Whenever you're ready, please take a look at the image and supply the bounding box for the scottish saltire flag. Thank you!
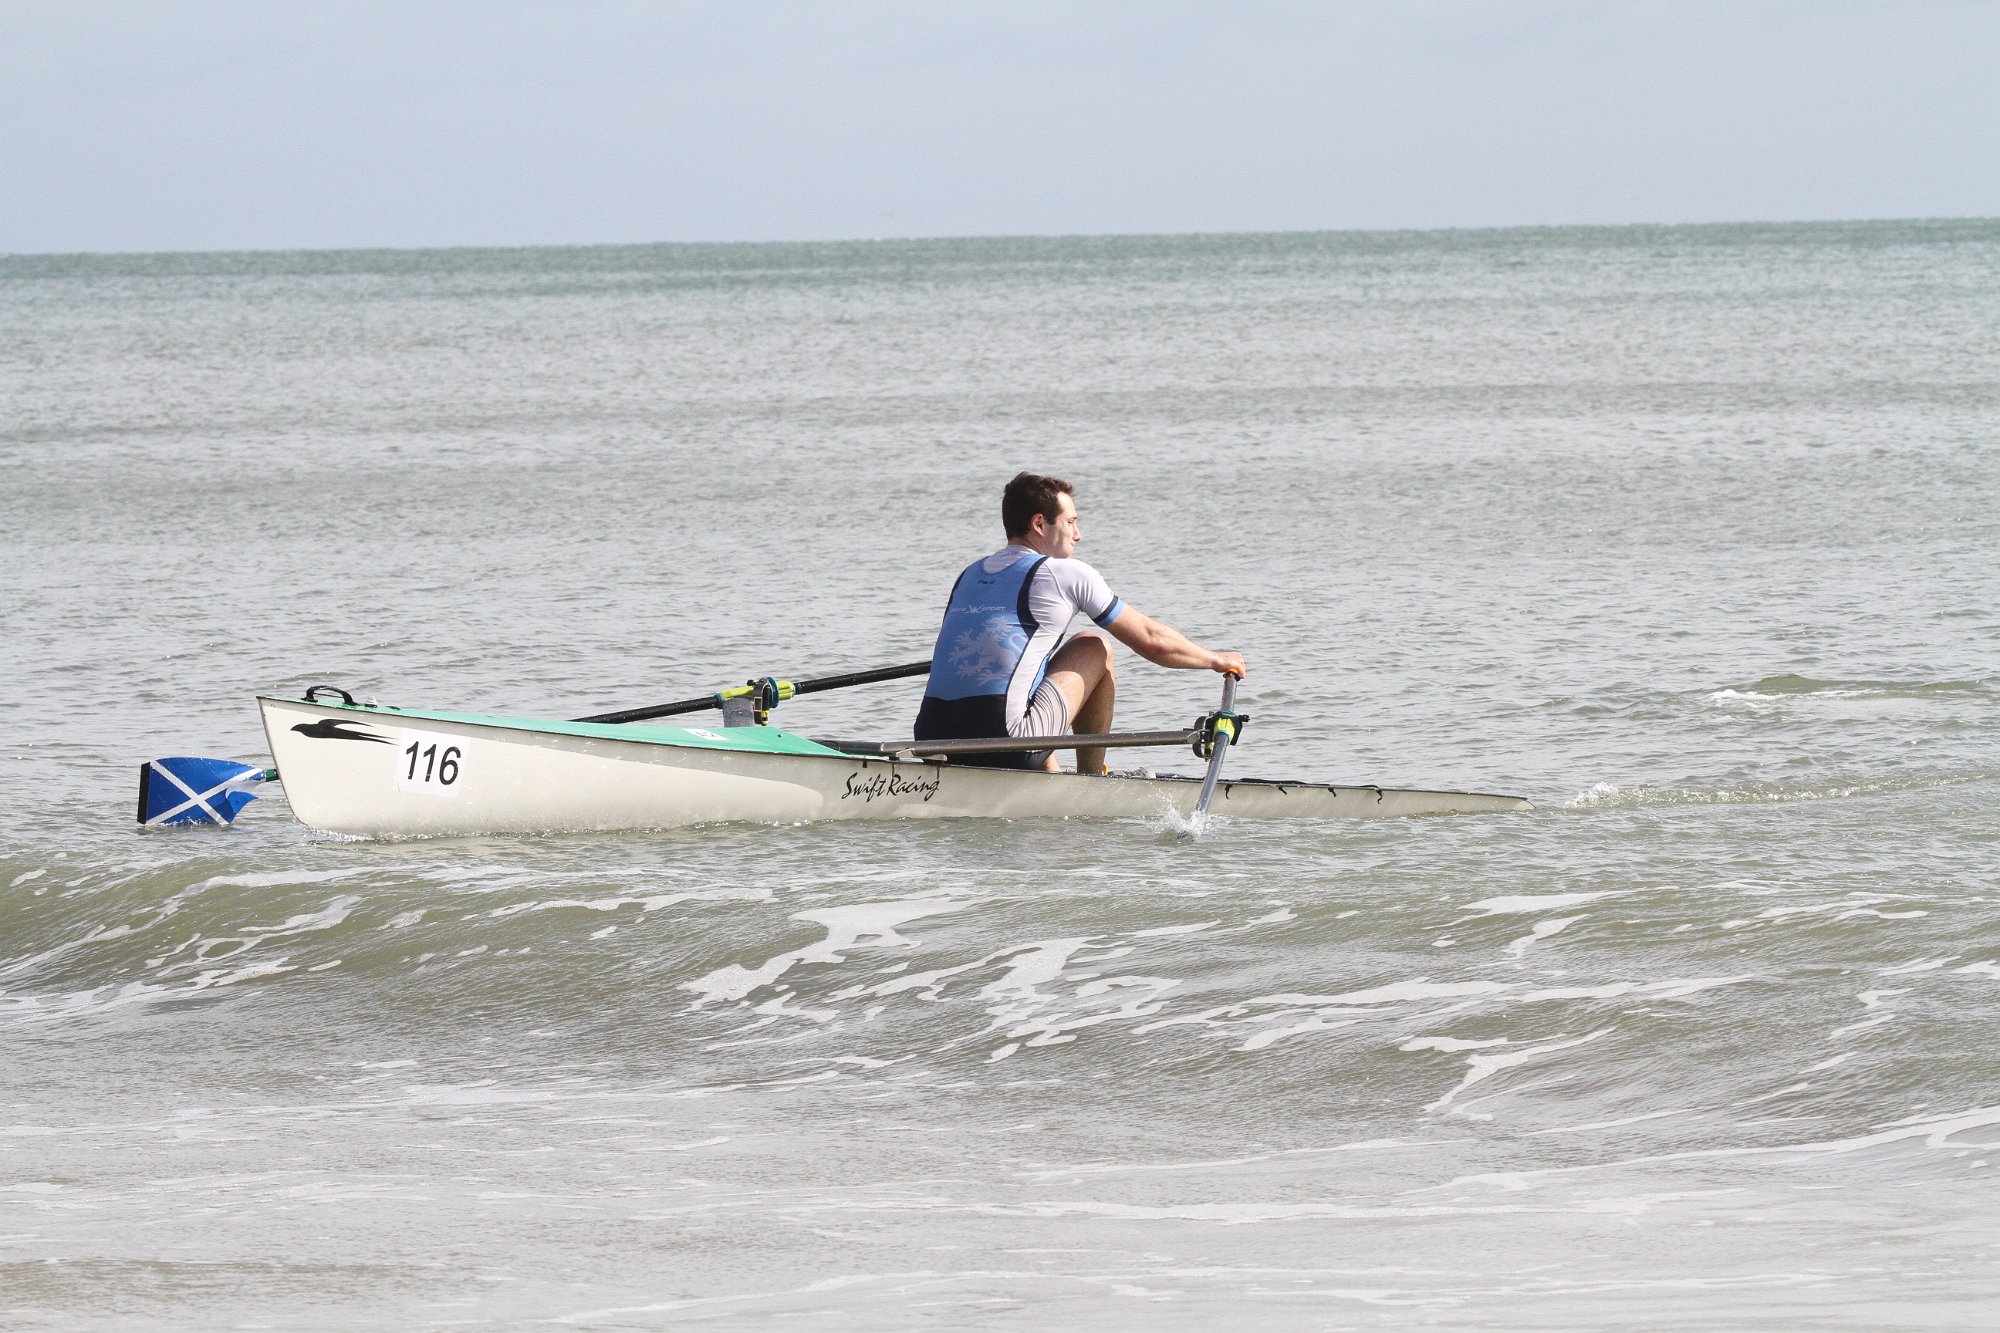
[138,757,273,827]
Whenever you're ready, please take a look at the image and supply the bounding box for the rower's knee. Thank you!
[1051,631,1114,689]
[1079,630,1115,681]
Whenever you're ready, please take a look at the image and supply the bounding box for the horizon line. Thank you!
[5,214,1995,264]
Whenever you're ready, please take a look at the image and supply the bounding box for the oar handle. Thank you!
[574,659,932,726]
[1217,671,1239,719]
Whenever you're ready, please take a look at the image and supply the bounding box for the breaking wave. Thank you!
[1709,674,1994,703]
[1566,772,1989,809]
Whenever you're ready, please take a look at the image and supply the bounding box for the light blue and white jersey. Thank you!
[916,545,1125,742]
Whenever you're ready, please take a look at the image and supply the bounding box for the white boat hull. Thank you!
[260,697,1532,839]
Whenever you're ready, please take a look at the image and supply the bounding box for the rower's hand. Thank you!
[1212,651,1247,678]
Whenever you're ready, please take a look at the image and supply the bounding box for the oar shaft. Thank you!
[793,660,933,697]
[575,693,724,725]
[1191,674,1241,824]
[575,659,932,725]
[821,729,1194,758]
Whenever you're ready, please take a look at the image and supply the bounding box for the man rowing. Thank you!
[914,472,1247,774]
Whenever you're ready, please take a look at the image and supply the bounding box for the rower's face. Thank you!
[1044,493,1081,557]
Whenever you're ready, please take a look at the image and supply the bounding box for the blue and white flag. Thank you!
[138,757,272,827]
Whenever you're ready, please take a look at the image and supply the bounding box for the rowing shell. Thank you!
[260,696,1533,839]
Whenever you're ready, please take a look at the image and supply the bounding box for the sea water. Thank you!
[2,221,1996,1329]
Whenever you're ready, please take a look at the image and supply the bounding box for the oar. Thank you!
[822,728,1196,759]
[138,757,278,828]
[1188,672,1246,834]
[575,659,931,725]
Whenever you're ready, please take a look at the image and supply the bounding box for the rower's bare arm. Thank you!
[1106,608,1246,676]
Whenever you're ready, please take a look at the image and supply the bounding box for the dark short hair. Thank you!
[1002,472,1074,538]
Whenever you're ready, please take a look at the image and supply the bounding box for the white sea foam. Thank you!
[1127,974,1758,1056]
[190,958,299,989]
[1571,774,1983,809]
[979,938,1095,1000]
[1461,892,1616,917]
[1529,1108,1695,1135]
[1269,981,1509,1006]
[1130,920,1220,937]
[243,894,358,937]
[1506,916,1582,956]
[1855,988,1907,1010]
[1567,782,1626,807]
[181,869,367,893]
[1515,976,1757,1004]
[683,898,966,1005]
[1239,1016,1361,1051]
[486,892,694,918]
[1439,1104,2000,1201]
[1401,1036,1511,1053]
[1877,956,1958,975]
[1829,1012,1896,1038]
[1424,1029,1614,1115]
[983,951,1181,1060]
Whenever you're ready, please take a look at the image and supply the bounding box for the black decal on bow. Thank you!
[291,719,393,744]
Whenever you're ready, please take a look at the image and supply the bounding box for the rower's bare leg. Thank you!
[1043,633,1116,774]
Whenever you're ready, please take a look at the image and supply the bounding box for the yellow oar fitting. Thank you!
[711,676,801,725]
[1192,708,1249,759]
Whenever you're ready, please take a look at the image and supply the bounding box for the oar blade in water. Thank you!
[138,757,273,827]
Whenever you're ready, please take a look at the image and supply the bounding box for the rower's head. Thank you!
[1004,472,1081,559]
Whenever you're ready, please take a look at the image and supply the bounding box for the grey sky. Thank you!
[3,0,1994,254]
